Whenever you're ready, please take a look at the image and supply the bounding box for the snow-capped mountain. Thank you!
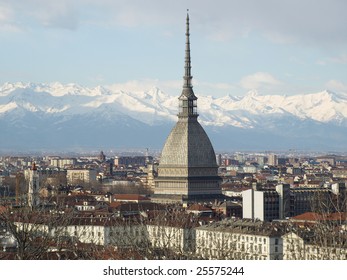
[1,82,347,151]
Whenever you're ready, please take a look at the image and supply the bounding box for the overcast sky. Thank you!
[1,0,347,97]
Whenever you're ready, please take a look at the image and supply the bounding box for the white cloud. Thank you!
[0,0,79,31]
[263,31,297,44]
[240,72,282,91]
[0,3,21,32]
[325,80,347,93]
[0,4,11,22]
[317,54,347,66]
[329,54,347,64]
[27,0,79,30]
[1,0,347,47]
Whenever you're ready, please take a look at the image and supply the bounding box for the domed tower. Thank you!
[154,13,222,203]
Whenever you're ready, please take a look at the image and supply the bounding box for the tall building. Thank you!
[154,13,221,203]
[268,154,278,166]
[242,183,344,221]
[26,162,40,208]
[66,169,97,185]
[242,187,280,222]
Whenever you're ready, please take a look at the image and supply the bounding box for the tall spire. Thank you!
[184,11,192,89]
[179,10,198,118]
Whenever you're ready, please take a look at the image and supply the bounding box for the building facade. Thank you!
[66,169,97,185]
[195,219,283,260]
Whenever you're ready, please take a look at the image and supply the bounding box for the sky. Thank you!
[0,0,347,97]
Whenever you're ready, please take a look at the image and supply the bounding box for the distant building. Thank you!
[242,186,280,222]
[242,183,343,221]
[112,194,151,203]
[268,154,278,166]
[256,156,265,167]
[98,151,106,162]
[66,169,97,185]
[25,162,40,208]
[216,154,222,166]
[50,158,76,169]
[114,156,151,167]
[316,156,336,166]
[332,168,347,179]
[213,201,243,218]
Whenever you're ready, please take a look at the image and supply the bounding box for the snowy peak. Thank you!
[1,82,347,151]
[1,82,347,128]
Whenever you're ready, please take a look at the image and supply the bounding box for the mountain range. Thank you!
[1,82,347,152]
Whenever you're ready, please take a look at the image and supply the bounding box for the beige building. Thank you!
[283,231,347,260]
[50,158,76,168]
[195,219,283,260]
[66,169,97,185]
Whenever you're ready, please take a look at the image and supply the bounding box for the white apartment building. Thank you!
[146,223,195,255]
[50,158,76,169]
[66,169,97,185]
[283,231,347,260]
[195,219,283,260]
[242,188,280,221]
[64,220,146,247]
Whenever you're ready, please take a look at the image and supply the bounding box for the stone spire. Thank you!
[178,11,198,119]
[184,11,192,89]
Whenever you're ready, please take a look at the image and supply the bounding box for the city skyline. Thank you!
[1,2,346,267]
[0,0,347,97]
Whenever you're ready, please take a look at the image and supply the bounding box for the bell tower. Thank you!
[27,162,40,208]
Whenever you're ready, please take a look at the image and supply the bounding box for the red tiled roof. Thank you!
[0,205,7,214]
[292,212,322,221]
[186,204,212,212]
[292,212,347,222]
[113,194,150,201]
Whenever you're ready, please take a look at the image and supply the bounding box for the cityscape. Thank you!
[0,11,346,261]
[0,149,346,260]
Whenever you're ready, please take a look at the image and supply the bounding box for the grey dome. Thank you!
[159,119,217,168]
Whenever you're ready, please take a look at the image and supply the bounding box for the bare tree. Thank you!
[0,203,76,259]
[283,186,347,260]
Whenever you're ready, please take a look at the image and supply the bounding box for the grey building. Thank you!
[242,187,280,222]
[242,183,345,221]
[153,13,221,204]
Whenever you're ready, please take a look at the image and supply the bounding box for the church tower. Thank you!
[154,13,222,203]
[27,162,40,208]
